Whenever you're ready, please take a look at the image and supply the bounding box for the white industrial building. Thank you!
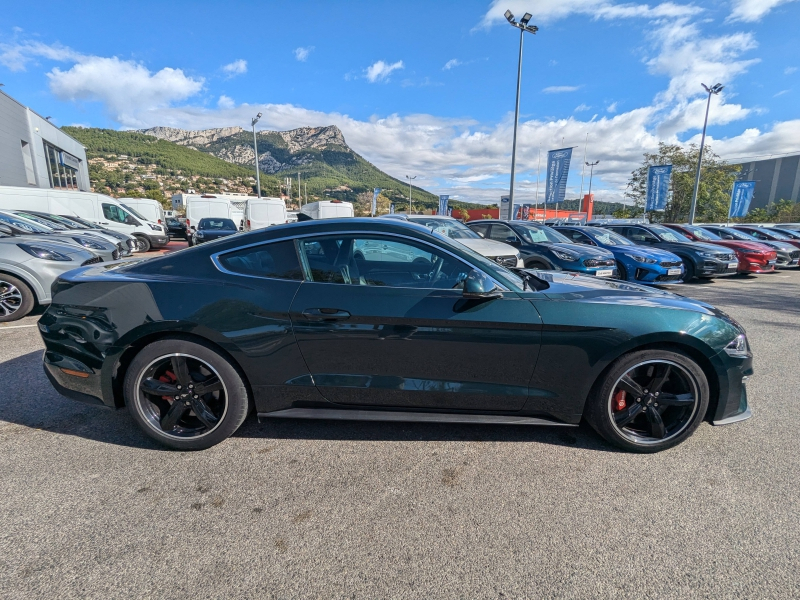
[0,89,90,192]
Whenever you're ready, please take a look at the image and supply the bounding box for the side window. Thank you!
[562,230,592,245]
[749,230,766,240]
[488,224,516,242]
[102,203,127,223]
[218,240,303,280]
[628,227,658,243]
[298,235,470,289]
[470,223,489,237]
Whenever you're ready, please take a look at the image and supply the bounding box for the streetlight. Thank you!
[585,160,599,200]
[504,10,538,220]
[688,83,723,224]
[251,112,262,198]
[406,175,416,213]
[505,10,539,220]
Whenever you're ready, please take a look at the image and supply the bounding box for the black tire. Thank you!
[525,260,549,270]
[0,273,35,322]
[124,337,251,450]
[584,348,709,453]
[681,259,696,282]
[135,236,151,252]
[616,261,628,281]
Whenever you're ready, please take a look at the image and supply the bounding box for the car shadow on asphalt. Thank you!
[2,350,617,453]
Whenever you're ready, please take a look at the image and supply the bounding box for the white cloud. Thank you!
[786,66,798,75]
[443,59,462,70]
[47,55,204,127]
[606,102,618,113]
[543,85,581,93]
[728,0,798,22]
[0,40,83,72]
[365,60,404,83]
[773,90,789,97]
[221,59,247,77]
[217,95,235,109]
[294,46,314,62]
[574,104,591,112]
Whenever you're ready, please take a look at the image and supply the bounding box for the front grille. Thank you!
[584,258,615,267]
[716,253,735,261]
[80,256,103,266]
[659,260,682,268]
[126,239,135,250]
[116,242,125,254]
[655,273,683,282]
[493,255,518,268]
[792,251,800,259]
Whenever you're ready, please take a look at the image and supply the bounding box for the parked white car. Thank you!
[382,214,523,268]
[184,195,245,245]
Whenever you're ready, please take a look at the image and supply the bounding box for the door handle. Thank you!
[302,308,351,320]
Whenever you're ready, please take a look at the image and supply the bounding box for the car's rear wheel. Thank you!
[123,338,250,450]
[616,261,628,281]
[0,274,34,322]
[585,349,709,453]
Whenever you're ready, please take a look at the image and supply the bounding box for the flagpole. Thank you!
[535,145,541,221]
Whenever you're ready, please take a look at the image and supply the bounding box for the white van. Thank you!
[244,197,287,231]
[0,186,169,252]
[298,200,354,220]
[119,198,166,225]
[184,195,245,245]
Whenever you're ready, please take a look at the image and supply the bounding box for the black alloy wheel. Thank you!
[682,259,696,282]
[0,274,34,322]
[124,338,250,450]
[615,261,628,281]
[585,349,708,452]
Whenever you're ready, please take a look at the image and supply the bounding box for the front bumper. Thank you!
[711,352,753,425]
[738,255,776,273]
[698,257,739,277]
[42,351,109,407]
[146,233,169,248]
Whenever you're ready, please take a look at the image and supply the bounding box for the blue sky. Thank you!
[1,0,798,204]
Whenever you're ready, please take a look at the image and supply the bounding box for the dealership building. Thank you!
[0,89,90,192]
[732,152,800,210]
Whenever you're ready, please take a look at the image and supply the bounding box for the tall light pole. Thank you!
[688,83,723,224]
[406,175,416,213]
[251,113,262,198]
[586,160,599,199]
[504,10,538,220]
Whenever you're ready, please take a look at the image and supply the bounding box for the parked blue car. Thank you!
[554,226,685,284]
[467,220,618,277]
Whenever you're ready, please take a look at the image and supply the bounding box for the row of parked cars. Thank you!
[0,209,147,322]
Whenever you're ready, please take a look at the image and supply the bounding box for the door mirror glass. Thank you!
[505,236,520,244]
[463,269,502,299]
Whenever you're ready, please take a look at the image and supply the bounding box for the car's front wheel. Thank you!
[0,274,34,322]
[135,236,151,252]
[123,337,251,450]
[585,349,709,452]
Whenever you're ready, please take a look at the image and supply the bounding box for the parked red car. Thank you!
[663,224,777,274]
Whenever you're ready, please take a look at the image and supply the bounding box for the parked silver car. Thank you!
[0,211,121,262]
[56,214,144,253]
[10,210,134,257]
[0,225,100,322]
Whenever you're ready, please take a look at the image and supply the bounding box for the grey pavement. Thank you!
[1,271,799,599]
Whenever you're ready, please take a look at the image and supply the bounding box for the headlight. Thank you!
[699,251,721,258]
[17,243,73,261]
[148,223,162,231]
[623,253,656,264]
[724,333,750,358]
[72,237,105,250]
[196,231,204,238]
[552,250,578,261]
[734,247,761,254]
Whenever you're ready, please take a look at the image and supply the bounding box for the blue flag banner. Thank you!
[438,195,449,216]
[513,204,521,220]
[371,188,381,216]
[447,207,453,217]
[645,165,672,211]
[729,181,756,218]
[545,148,573,204]
[389,203,395,214]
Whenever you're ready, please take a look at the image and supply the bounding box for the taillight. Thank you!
[186,219,190,226]
[247,220,251,228]
[158,219,162,224]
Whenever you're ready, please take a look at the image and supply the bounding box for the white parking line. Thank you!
[0,324,38,330]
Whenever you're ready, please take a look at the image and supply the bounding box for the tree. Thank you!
[626,142,740,223]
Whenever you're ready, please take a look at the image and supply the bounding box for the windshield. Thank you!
[64,215,101,229]
[121,204,149,221]
[712,227,756,240]
[199,218,237,230]
[515,224,572,244]
[648,225,691,242]
[685,226,720,241]
[407,218,480,240]
[748,227,789,240]
[14,212,69,231]
[47,214,87,229]
[0,212,56,234]
[586,228,634,246]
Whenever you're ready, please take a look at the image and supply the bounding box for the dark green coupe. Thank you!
[39,218,752,452]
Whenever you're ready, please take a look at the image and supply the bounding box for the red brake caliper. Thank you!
[159,370,177,401]
[613,389,627,412]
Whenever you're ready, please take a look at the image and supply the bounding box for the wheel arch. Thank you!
[0,267,44,303]
[107,329,253,409]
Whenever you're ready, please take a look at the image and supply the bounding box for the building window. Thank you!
[44,142,80,190]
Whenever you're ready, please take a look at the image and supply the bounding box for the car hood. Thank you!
[657,241,730,255]
[609,245,681,261]
[548,242,614,259]
[702,239,774,253]
[532,270,720,315]
[457,238,518,257]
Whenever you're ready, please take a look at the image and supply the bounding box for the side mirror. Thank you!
[475,230,485,238]
[463,269,503,299]
[505,236,520,244]
[0,224,13,235]
[239,226,244,231]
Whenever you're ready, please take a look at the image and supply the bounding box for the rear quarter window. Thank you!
[218,240,304,280]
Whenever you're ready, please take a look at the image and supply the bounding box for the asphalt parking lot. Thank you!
[1,269,799,599]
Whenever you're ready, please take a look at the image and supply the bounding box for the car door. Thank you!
[289,233,542,411]
[486,223,520,245]
[99,202,137,236]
